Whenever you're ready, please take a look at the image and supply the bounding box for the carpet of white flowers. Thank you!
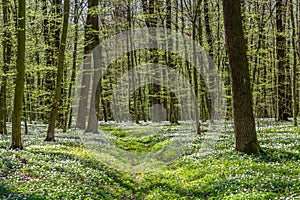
[0,120,299,199]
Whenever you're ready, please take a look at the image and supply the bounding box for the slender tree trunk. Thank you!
[291,0,298,126]
[142,0,162,122]
[0,0,12,135]
[42,0,54,121]
[166,0,178,124]
[223,0,260,154]
[294,0,300,123]
[193,0,202,133]
[276,0,289,121]
[100,77,107,122]
[11,0,26,149]
[298,0,300,64]
[127,0,139,123]
[64,0,80,131]
[151,9,161,122]
[192,22,201,134]
[204,0,215,121]
[45,0,70,141]
[168,0,179,124]
[52,0,62,63]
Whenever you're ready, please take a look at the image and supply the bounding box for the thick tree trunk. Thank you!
[85,0,100,133]
[76,0,99,129]
[11,0,26,149]
[45,0,70,141]
[223,0,260,154]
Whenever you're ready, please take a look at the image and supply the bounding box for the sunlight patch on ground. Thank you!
[79,120,224,173]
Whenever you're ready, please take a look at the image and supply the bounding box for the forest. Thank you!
[0,0,299,199]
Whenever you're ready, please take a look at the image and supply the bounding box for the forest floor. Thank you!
[0,120,299,199]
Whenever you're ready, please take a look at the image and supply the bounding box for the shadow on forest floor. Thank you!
[258,148,300,162]
[0,182,44,200]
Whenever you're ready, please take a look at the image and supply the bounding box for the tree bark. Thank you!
[276,0,289,121]
[166,0,177,124]
[291,0,298,126]
[223,0,260,154]
[142,0,162,122]
[11,0,26,149]
[204,0,215,121]
[64,0,80,131]
[76,0,99,129]
[45,0,70,141]
[42,0,54,120]
[298,0,300,61]
[0,0,11,135]
[85,0,100,133]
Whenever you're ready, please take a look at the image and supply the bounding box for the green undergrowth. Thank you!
[101,124,175,152]
[0,121,299,199]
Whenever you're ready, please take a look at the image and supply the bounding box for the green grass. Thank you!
[0,121,299,199]
[101,124,174,152]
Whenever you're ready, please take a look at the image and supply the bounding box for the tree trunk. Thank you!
[11,0,26,149]
[298,0,300,66]
[276,0,289,121]
[223,0,260,154]
[76,0,99,129]
[291,0,298,126]
[45,0,70,141]
[127,0,139,123]
[65,0,80,131]
[42,0,54,120]
[166,0,178,124]
[297,0,300,121]
[0,0,12,135]
[193,0,202,133]
[204,0,215,121]
[192,22,201,134]
[85,0,100,133]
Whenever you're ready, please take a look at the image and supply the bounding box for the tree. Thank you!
[276,0,289,121]
[294,0,300,127]
[64,0,80,131]
[85,0,100,133]
[41,0,62,121]
[0,0,12,135]
[204,0,215,121]
[45,0,70,141]
[11,0,26,149]
[166,0,179,124]
[76,0,100,130]
[222,0,261,154]
[141,0,162,122]
[290,0,298,126]
[299,0,300,66]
